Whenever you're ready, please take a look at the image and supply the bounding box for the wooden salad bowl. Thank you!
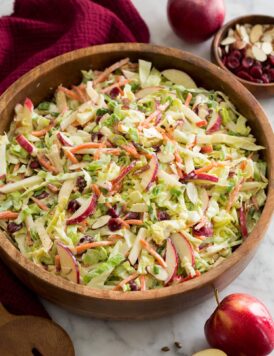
[0,43,273,320]
[211,15,274,98]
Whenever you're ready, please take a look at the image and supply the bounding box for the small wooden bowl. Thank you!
[0,43,273,320]
[211,15,274,98]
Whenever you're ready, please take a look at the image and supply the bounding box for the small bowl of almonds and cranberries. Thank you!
[211,15,274,97]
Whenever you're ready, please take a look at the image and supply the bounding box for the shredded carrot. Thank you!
[93,57,130,85]
[226,178,244,212]
[196,120,207,127]
[140,110,160,129]
[72,85,86,103]
[70,142,105,153]
[240,160,247,171]
[194,162,224,175]
[72,241,115,255]
[63,149,79,164]
[37,155,58,173]
[32,122,54,137]
[103,148,121,156]
[175,164,183,179]
[174,150,182,164]
[113,272,139,291]
[140,239,167,268]
[117,218,130,229]
[58,86,82,101]
[0,211,19,220]
[200,145,213,154]
[91,184,101,197]
[121,144,140,159]
[101,79,129,94]
[13,163,20,173]
[185,92,192,107]
[94,149,101,160]
[123,219,143,225]
[140,275,146,291]
[47,183,59,193]
[55,255,61,271]
[31,197,49,211]
[107,234,124,241]
[105,202,112,209]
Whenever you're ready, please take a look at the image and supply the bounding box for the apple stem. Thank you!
[214,287,220,306]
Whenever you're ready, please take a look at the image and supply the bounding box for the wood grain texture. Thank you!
[0,43,273,320]
[211,15,274,98]
[0,304,74,356]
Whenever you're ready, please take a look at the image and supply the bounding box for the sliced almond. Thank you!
[220,37,236,46]
[239,25,249,42]
[250,24,263,43]
[246,47,254,58]
[261,34,272,43]
[254,41,262,48]
[252,45,267,61]
[233,40,246,50]
[228,28,234,37]
[264,27,274,37]
[261,42,273,55]
[91,215,111,229]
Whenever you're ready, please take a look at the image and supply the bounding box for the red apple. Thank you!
[167,0,225,43]
[111,161,136,187]
[139,154,158,190]
[205,293,274,356]
[207,114,222,134]
[56,242,80,283]
[165,238,178,284]
[24,97,34,112]
[170,232,195,266]
[16,134,37,156]
[238,207,248,239]
[57,132,73,147]
[66,193,98,225]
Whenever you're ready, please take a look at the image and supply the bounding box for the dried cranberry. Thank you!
[107,207,119,218]
[76,176,86,192]
[108,218,122,231]
[34,191,49,200]
[253,79,263,84]
[91,132,104,141]
[109,87,120,99]
[193,222,213,237]
[242,57,254,69]
[152,145,161,152]
[250,66,263,79]
[67,200,81,213]
[221,55,227,66]
[268,55,274,66]
[261,74,270,84]
[129,280,138,291]
[230,50,242,60]
[7,222,23,234]
[268,68,274,82]
[124,212,140,220]
[29,160,40,169]
[79,235,95,244]
[96,115,103,124]
[227,57,240,70]
[157,211,170,221]
[236,70,253,81]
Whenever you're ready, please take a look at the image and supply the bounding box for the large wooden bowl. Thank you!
[211,15,274,98]
[0,44,273,320]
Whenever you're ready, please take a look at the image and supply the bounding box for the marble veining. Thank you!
[0,0,273,355]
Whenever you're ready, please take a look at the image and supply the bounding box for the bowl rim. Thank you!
[211,14,274,88]
[0,43,273,302]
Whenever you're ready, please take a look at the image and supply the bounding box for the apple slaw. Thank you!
[0,58,268,291]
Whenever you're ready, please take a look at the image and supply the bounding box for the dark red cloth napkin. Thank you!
[0,0,149,95]
[0,0,149,317]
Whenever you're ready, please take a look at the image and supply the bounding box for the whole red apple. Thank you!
[205,293,274,356]
[167,0,225,43]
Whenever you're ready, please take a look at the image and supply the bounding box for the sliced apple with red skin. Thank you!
[140,154,158,190]
[147,265,168,281]
[135,86,162,99]
[238,206,248,238]
[57,132,73,147]
[16,134,37,156]
[165,238,178,285]
[67,193,98,225]
[24,97,34,111]
[206,113,222,134]
[161,69,197,89]
[170,232,195,266]
[111,161,136,187]
[184,172,219,184]
[56,242,80,283]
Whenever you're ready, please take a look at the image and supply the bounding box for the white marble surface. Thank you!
[0,0,273,355]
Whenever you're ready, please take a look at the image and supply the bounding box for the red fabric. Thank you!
[0,0,149,94]
[0,0,149,317]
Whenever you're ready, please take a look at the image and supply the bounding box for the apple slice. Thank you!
[186,182,199,204]
[56,242,80,283]
[140,154,158,190]
[57,132,73,147]
[24,97,34,112]
[147,264,168,281]
[16,134,37,156]
[184,172,219,184]
[91,215,111,230]
[238,207,248,238]
[0,175,43,194]
[162,69,197,88]
[206,113,222,134]
[67,193,98,225]
[165,238,178,284]
[128,227,147,265]
[199,188,209,212]
[192,349,227,356]
[170,232,195,266]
